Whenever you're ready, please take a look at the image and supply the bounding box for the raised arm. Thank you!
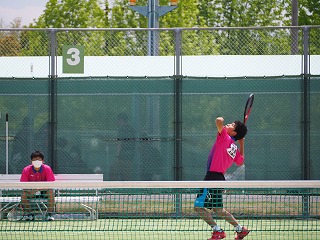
[237,138,245,159]
[215,117,224,134]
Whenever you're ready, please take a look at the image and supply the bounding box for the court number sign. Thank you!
[62,45,84,74]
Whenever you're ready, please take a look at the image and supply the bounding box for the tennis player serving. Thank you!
[194,117,250,240]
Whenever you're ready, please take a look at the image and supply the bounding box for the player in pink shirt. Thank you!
[20,151,55,221]
[194,117,250,240]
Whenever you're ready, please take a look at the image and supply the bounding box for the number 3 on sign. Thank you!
[67,48,81,66]
[62,45,84,74]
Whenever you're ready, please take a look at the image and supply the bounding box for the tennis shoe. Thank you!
[45,213,54,221]
[208,230,226,239]
[235,227,250,239]
[24,213,35,221]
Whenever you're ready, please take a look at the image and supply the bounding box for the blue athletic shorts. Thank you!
[194,171,225,209]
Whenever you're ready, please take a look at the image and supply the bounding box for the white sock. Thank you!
[212,225,221,231]
[234,224,243,232]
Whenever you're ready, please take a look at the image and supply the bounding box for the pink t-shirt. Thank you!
[207,127,244,174]
[20,164,55,182]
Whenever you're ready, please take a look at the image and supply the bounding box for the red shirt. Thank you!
[20,164,55,182]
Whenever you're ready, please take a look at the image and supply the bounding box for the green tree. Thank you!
[105,0,148,55]
[197,0,290,27]
[0,17,23,56]
[0,18,23,56]
[195,0,293,55]
[0,35,21,56]
[20,30,50,56]
[34,0,108,28]
[160,0,219,55]
[24,0,110,56]
[161,0,199,27]
[299,0,320,54]
[299,0,320,25]
[4,0,320,56]
[109,0,217,55]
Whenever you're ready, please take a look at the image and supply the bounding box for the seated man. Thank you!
[20,150,55,221]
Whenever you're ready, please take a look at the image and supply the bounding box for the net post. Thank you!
[302,190,310,219]
[174,189,182,218]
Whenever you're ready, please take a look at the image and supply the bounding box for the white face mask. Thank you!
[32,160,42,168]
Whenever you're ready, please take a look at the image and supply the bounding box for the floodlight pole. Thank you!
[129,0,177,56]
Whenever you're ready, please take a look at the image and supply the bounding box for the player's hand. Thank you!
[216,117,224,122]
[216,117,224,133]
[238,138,245,145]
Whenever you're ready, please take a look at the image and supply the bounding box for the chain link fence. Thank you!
[0,26,319,180]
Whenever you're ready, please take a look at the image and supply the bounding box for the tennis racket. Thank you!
[7,204,25,221]
[243,93,254,124]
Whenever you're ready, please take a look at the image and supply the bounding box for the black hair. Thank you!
[30,150,44,160]
[234,120,247,140]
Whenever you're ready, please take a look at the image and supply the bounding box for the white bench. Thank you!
[0,174,103,220]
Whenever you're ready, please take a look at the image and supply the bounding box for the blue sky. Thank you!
[0,0,48,26]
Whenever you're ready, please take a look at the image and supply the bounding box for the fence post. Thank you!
[173,29,182,181]
[302,26,310,181]
[173,28,183,217]
[302,26,310,218]
[48,29,58,172]
[291,0,299,54]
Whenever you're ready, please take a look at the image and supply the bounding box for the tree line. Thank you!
[0,0,319,56]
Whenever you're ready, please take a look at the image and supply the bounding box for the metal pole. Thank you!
[5,113,8,175]
[49,29,58,172]
[147,0,159,56]
[291,0,299,54]
[302,26,310,218]
[173,29,182,181]
[173,29,183,217]
[129,0,177,56]
[302,26,310,181]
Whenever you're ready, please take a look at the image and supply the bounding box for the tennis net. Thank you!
[0,181,319,240]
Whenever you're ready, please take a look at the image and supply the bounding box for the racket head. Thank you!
[7,204,25,222]
[243,93,254,124]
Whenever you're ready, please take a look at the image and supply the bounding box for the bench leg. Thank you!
[0,203,19,219]
[35,202,48,219]
[80,204,97,220]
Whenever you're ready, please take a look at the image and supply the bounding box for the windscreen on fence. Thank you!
[0,75,319,180]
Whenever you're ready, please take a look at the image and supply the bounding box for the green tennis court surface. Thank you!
[0,219,318,240]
